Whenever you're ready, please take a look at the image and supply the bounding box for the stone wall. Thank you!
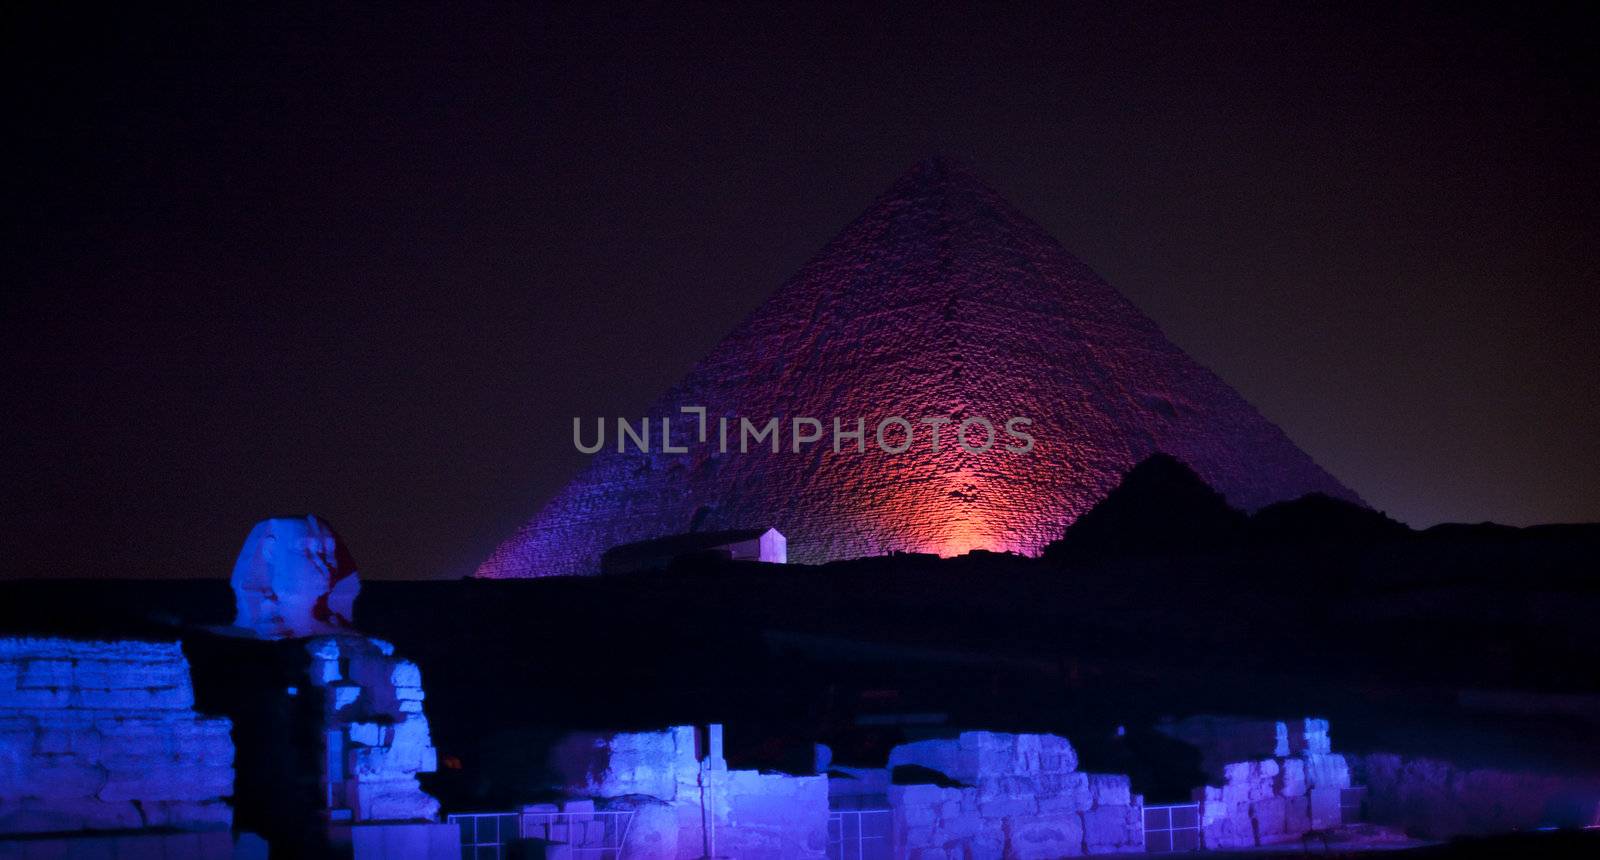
[0,637,233,835]
[1166,717,1349,849]
[305,635,440,822]
[548,725,828,859]
[886,731,1143,858]
[1353,753,1600,838]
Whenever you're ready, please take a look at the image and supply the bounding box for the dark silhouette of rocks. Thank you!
[1249,493,1412,547]
[1044,453,1248,561]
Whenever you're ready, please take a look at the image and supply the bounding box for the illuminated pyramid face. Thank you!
[478,159,1357,577]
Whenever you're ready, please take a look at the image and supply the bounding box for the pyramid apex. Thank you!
[476,155,1360,578]
[893,154,991,190]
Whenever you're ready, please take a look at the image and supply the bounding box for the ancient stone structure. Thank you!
[547,724,829,859]
[538,726,1145,858]
[305,636,441,823]
[1164,716,1351,848]
[0,638,233,835]
[230,514,361,638]
[886,731,1144,857]
[480,158,1357,577]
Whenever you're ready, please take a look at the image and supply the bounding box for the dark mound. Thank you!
[1044,453,1248,560]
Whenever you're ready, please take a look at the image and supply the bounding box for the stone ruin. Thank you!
[225,513,443,828]
[544,724,830,859]
[886,731,1144,858]
[0,638,234,837]
[1162,715,1352,848]
[528,726,1145,859]
[305,635,440,823]
[230,514,361,639]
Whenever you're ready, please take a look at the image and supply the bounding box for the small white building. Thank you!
[600,527,786,574]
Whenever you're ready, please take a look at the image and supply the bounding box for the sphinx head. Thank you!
[230,514,360,638]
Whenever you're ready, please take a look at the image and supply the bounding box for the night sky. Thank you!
[6,3,1597,580]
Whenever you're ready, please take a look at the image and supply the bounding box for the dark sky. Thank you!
[6,2,1597,580]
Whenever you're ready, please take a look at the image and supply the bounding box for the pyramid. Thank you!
[478,159,1358,577]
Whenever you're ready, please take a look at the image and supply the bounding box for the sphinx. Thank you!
[229,514,360,639]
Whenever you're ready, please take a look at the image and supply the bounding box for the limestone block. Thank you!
[331,684,362,711]
[354,778,440,821]
[349,722,386,747]
[140,798,234,829]
[0,797,145,833]
[976,796,1036,818]
[1276,757,1306,796]
[36,723,101,759]
[1304,753,1350,790]
[891,738,979,783]
[1083,804,1141,854]
[1290,718,1332,756]
[1087,773,1130,807]
[969,834,1005,860]
[893,783,961,808]
[100,763,232,802]
[390,661,422,691]
[1309,786,1342,829]
[1201,804,1256,850]
[3,687,70,709]
[977,774,1036,801]
[1284,794,1312,833]
[1037,771,1092,812]
[18,659,73,690]
[1006,812,1084,859]
[75,686,194,710]
[1250,796,1289,840]
[16,761,107,799]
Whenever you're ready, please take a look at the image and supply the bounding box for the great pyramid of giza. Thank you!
[478,159,1358,577]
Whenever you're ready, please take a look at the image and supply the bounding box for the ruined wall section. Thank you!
[0,638,233,835]
[1164,716,1350,848]
[886,731,1143,857]
[548,725,828,859]
[305,635,440,823]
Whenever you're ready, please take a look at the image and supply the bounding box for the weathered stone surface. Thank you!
[306,636,440,823]
[1191,716,1350,849]
[1008,812,1084,859]
[547,725,828,858]
[1303,752,1350,790]
[0,638,233,836]
[477,158,1357,578]
[891,731,1078,785]
[1083,803,1141,854]
[887,731,1138,859]
[230,514,360,638]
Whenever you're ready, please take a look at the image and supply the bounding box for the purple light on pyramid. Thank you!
[479,159,1358,577]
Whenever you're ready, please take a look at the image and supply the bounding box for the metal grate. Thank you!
[1143,802,1201,853]
[827,808,892,860]
[448,810,633,860]
[450,812,520,860]
[521,811,634,859]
